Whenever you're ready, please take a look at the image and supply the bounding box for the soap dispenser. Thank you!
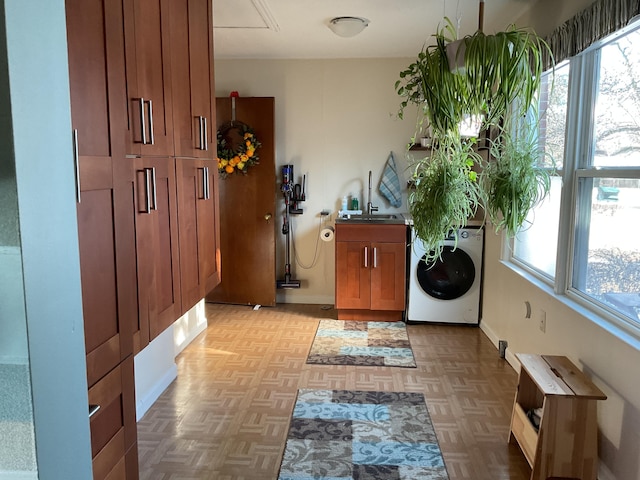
[341,196,348,211]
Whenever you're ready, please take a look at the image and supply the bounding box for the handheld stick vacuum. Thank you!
[277,165,301,289]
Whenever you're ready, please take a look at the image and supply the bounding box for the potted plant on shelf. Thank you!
[396,18,552,257]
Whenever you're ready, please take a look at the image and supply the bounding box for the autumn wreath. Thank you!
[216,121,261,178]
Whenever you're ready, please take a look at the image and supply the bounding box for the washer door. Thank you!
[417,246,475,300]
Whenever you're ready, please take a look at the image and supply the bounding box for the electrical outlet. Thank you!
[538,309,546,333]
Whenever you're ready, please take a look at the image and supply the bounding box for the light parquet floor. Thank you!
[137,303,531,480]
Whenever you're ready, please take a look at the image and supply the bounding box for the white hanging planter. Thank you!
[446,39,466,74]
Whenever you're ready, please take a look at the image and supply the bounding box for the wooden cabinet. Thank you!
[66,0,139,477]
[66,0,220,474]
[176,159,221,314]
[169,0,215,158]
[134,157,181,349]
[509,354,607,480]
[88,356,138,480]
[123,0,174,156]
[335,223,407,321]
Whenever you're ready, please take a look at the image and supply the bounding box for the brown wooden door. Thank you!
[66,0,136,387]
[206,97,276,306]
[169,0,214,159]
[370,242,406,311]
[134,157,181,348]
[123,0,173,156]
[176,158,221,314]
[335,241,371,310]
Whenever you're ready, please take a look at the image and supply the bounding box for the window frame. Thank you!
[505,19,640,347]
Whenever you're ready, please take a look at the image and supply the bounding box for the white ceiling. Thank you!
[212,0,536,60]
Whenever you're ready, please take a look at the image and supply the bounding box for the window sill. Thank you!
[499,259,640,351]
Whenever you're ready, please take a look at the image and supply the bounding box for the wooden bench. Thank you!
[509,354,607,480]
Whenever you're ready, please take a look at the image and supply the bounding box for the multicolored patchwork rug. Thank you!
[278,389,449,480]
[306,320,416,367]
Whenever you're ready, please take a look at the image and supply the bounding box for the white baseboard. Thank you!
[597,462,616,480]
[479,320,518,372]
[479,319,499,347]
[0,471,38,479]
[0,355,29,365]
[135,364,177,422]
[174,319,207,356]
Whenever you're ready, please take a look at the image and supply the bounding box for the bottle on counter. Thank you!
[351,195,359,210]
[341,196,348,211]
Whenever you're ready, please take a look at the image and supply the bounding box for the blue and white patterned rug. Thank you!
[278,389,449,480]
[306,320,416,368]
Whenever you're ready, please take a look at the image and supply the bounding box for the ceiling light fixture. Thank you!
[328,16,369,38]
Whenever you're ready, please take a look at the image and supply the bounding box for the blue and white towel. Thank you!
[379,152,402,208]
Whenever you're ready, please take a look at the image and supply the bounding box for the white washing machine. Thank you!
[407,226,484,324]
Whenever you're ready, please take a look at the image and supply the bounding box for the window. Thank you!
[509,23,640,338]
[512,62,569,278]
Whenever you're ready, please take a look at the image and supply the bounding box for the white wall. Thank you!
[481,231,640,480]
[214,58,419,304]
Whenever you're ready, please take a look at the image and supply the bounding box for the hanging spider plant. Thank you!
[461,27,549,127]
[395,19,469,139]
[408,138,483,263]
[480,122,554,237]
[397,17,553,245]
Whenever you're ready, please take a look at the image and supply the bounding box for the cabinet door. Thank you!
[88,356,138,480]
[124,0,173,156]
[370,242,406,311]
[134,157,181,349]
[67,0,136,386]
[169,0,215,158]
[175,158,220,313]
[335,241,371,310]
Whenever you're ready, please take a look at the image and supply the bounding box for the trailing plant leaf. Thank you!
[395,19,468,137]
[480,126,553,237]
[409,138,483,263]
[398,18,554,243]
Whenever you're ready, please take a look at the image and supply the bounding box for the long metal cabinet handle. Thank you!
[147,100,155,145]
[204,166,210,199]
[203,117,208,151]
[139,97,147,144]
[150,166,157,210]
[363,246,368,268]
[73,129,81,203]
[89,404,101,419]
[200,167,207,199]
[198,116,204,150]
[373,247,377,268]
[143,168,152,214]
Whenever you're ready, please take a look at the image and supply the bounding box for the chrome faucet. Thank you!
[366,171,378,215]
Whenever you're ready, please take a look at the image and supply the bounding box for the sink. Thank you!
[337,213,405,224]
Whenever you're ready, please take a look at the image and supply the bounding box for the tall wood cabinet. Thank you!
[123,0,174,156]
[66,0,139,478]
[169,0,215,159]
[176,160,221,313]
[66,0,220,477]
[133,156,181,347]
[171,0,221,315]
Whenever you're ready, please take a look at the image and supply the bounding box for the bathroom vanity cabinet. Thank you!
[335,223,407,321]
